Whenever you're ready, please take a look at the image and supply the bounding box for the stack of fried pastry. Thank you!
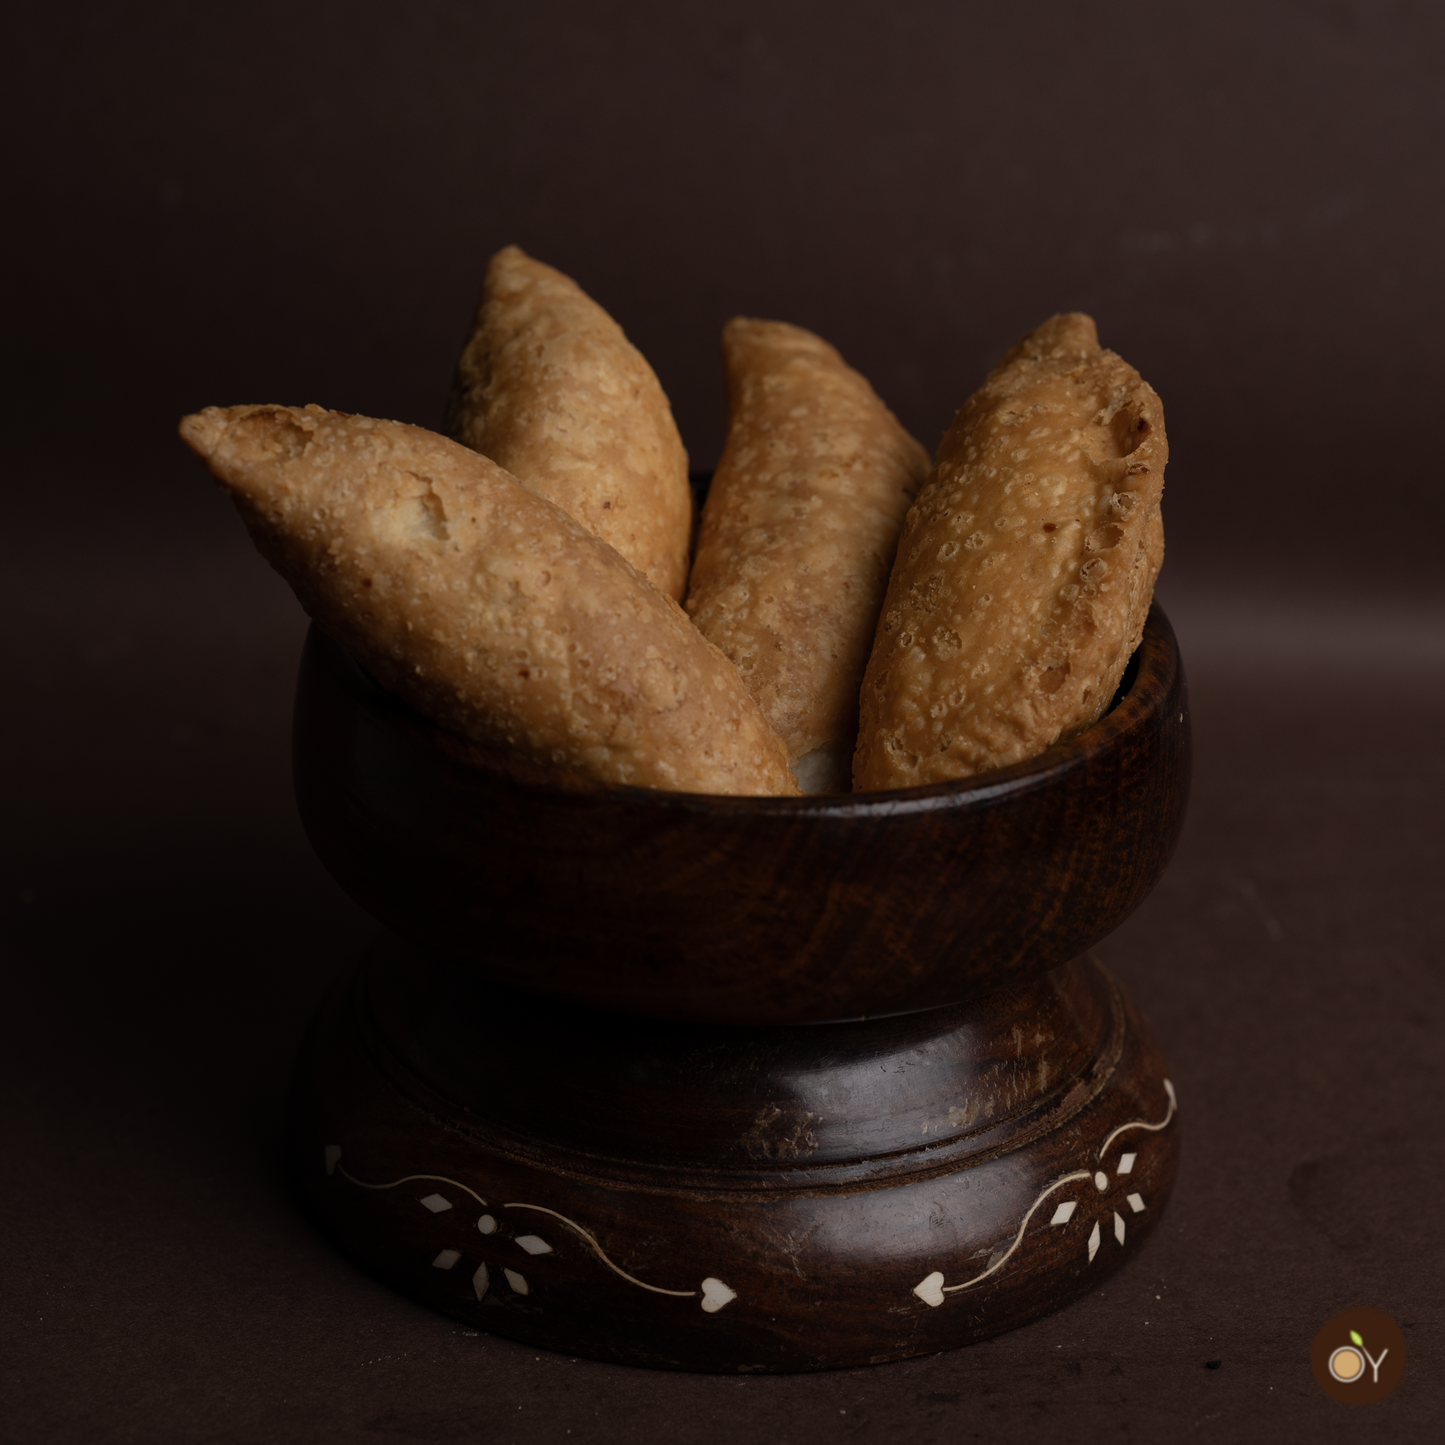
[182,249,1166,797]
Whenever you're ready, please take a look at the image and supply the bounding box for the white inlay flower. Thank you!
[1029,1145,1154,1268]
[328,1157,734,1313]
[908,1084,1176,1304]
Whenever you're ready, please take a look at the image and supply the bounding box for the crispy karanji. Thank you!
[686,320,930,794]
[853,313,1166,791]
[445,246,694,601]
[179,405,799,796]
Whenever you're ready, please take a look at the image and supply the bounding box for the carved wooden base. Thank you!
[291,937,1179,1372]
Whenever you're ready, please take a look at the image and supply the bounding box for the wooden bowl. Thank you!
[292,605,1190,1025]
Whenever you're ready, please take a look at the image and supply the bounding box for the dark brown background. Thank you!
[3,2,1442,1440]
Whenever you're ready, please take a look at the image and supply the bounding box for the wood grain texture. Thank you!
[291,942,1178,1372]
[291,606,1190,1025]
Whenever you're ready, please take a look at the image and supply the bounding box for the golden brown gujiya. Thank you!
[445,245,693,601]
[853,313,1166,791]
[686,319,929,793]
[180,404,799,796]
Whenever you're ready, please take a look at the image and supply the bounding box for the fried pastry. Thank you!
[686,319,930,793]
[853,313,1166,791]
[444,245,693,600]
[180,404,798,796]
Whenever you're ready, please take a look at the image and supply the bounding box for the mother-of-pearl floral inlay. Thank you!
[326,1078,1173,1320]
[913,1080,1176,1307]
[325,1147,736,1312]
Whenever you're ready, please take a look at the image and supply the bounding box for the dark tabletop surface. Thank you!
[4,3,1443,1441]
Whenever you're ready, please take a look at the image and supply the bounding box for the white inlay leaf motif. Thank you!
[700,1278,738,1313]
[913,1169,1092,1305]
[912,1272,946,1307]
[328,1152,736,1312]
[502,1202,711,1305]
[1098,1080,1177,1159]
[913,1080,1176,1304]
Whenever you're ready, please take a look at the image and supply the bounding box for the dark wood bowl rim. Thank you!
[329,603,1178,820]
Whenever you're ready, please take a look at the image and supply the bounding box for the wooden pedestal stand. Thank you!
[289,609,1190,1372]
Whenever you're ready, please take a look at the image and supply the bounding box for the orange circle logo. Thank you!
[1311,1308,1405,1403]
